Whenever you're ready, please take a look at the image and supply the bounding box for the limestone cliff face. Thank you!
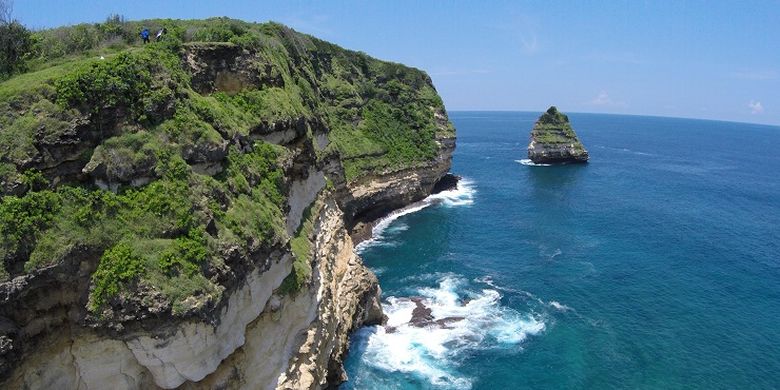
[0,21,454,390]
[527,106,588,164]
[0,193,388,390]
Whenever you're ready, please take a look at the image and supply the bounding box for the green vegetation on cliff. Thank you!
[0,17,451,320]
[278,201,318,296]
[530,106,581,144]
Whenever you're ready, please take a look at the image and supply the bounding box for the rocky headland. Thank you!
[0,18,454,389]
[527,106,589,164]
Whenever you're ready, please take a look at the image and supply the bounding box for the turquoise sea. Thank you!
[342,111,780,389]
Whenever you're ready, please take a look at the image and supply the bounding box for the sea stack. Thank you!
[527,106,589,164]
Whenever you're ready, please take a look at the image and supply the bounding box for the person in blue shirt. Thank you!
[140,28,150,44]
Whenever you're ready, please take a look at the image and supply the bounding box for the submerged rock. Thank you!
[527,106,589,164]
[409,297,435,327]
[406,297,465,329]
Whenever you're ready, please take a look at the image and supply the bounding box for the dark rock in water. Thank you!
[527,106,589,164]
[406,297,465,329]
[409,297,435,327]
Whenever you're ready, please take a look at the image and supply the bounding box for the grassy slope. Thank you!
[0,18,451,319]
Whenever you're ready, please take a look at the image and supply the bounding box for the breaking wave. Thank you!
[355,178,475,253]
[515,159,552,167]
[349,275,545,389]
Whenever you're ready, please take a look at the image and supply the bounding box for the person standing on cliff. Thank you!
[140,28,150,44]
[155,27,167,42]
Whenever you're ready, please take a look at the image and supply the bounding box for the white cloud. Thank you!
[748,100,764,114]
[590,91,627,107]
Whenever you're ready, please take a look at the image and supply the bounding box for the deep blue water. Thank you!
[342,112,780,389]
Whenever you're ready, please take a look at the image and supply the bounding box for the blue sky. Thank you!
[12,0,780,125]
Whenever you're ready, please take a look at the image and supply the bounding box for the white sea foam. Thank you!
[515,159,552,167]
[427,178,476,208]
[549,301,572,311]
[370,267,387,276]
[355,178,475,253]
[386,223,409,233]
[354,275,545,388]
[476,276,574,312]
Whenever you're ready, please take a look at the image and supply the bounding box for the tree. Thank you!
[0,0,31,79]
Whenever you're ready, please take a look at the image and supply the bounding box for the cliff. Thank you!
[0,18,454,389]
[527,106,588,164]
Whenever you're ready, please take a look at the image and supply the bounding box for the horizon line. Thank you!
[446,109,780,128]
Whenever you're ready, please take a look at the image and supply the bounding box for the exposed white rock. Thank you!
[277,198,383,389]
[286,167,327,235]
[72,335,150,390]
[190,282,319,390]
[126,253,292,388]
[5,333,151,390]
[186,197,382,390]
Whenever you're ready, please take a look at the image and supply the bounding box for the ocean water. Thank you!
[342,111,780,389]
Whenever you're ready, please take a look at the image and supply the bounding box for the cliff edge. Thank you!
[527,106,588,164]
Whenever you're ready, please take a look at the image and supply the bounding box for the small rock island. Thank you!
[527,106,589,164]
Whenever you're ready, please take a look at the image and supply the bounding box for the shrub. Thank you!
[54,48,184,121]
[97,14,135,44]
[84,131,160,183]
[223,142,285,204]
[215,87,309,123]
[55,51,153,115]
[20,169,47,191]
[0,190,62,273]
[192,18,248,42]
[89,241,145,310]
[63,24,99,53]
[158,227,208,276]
